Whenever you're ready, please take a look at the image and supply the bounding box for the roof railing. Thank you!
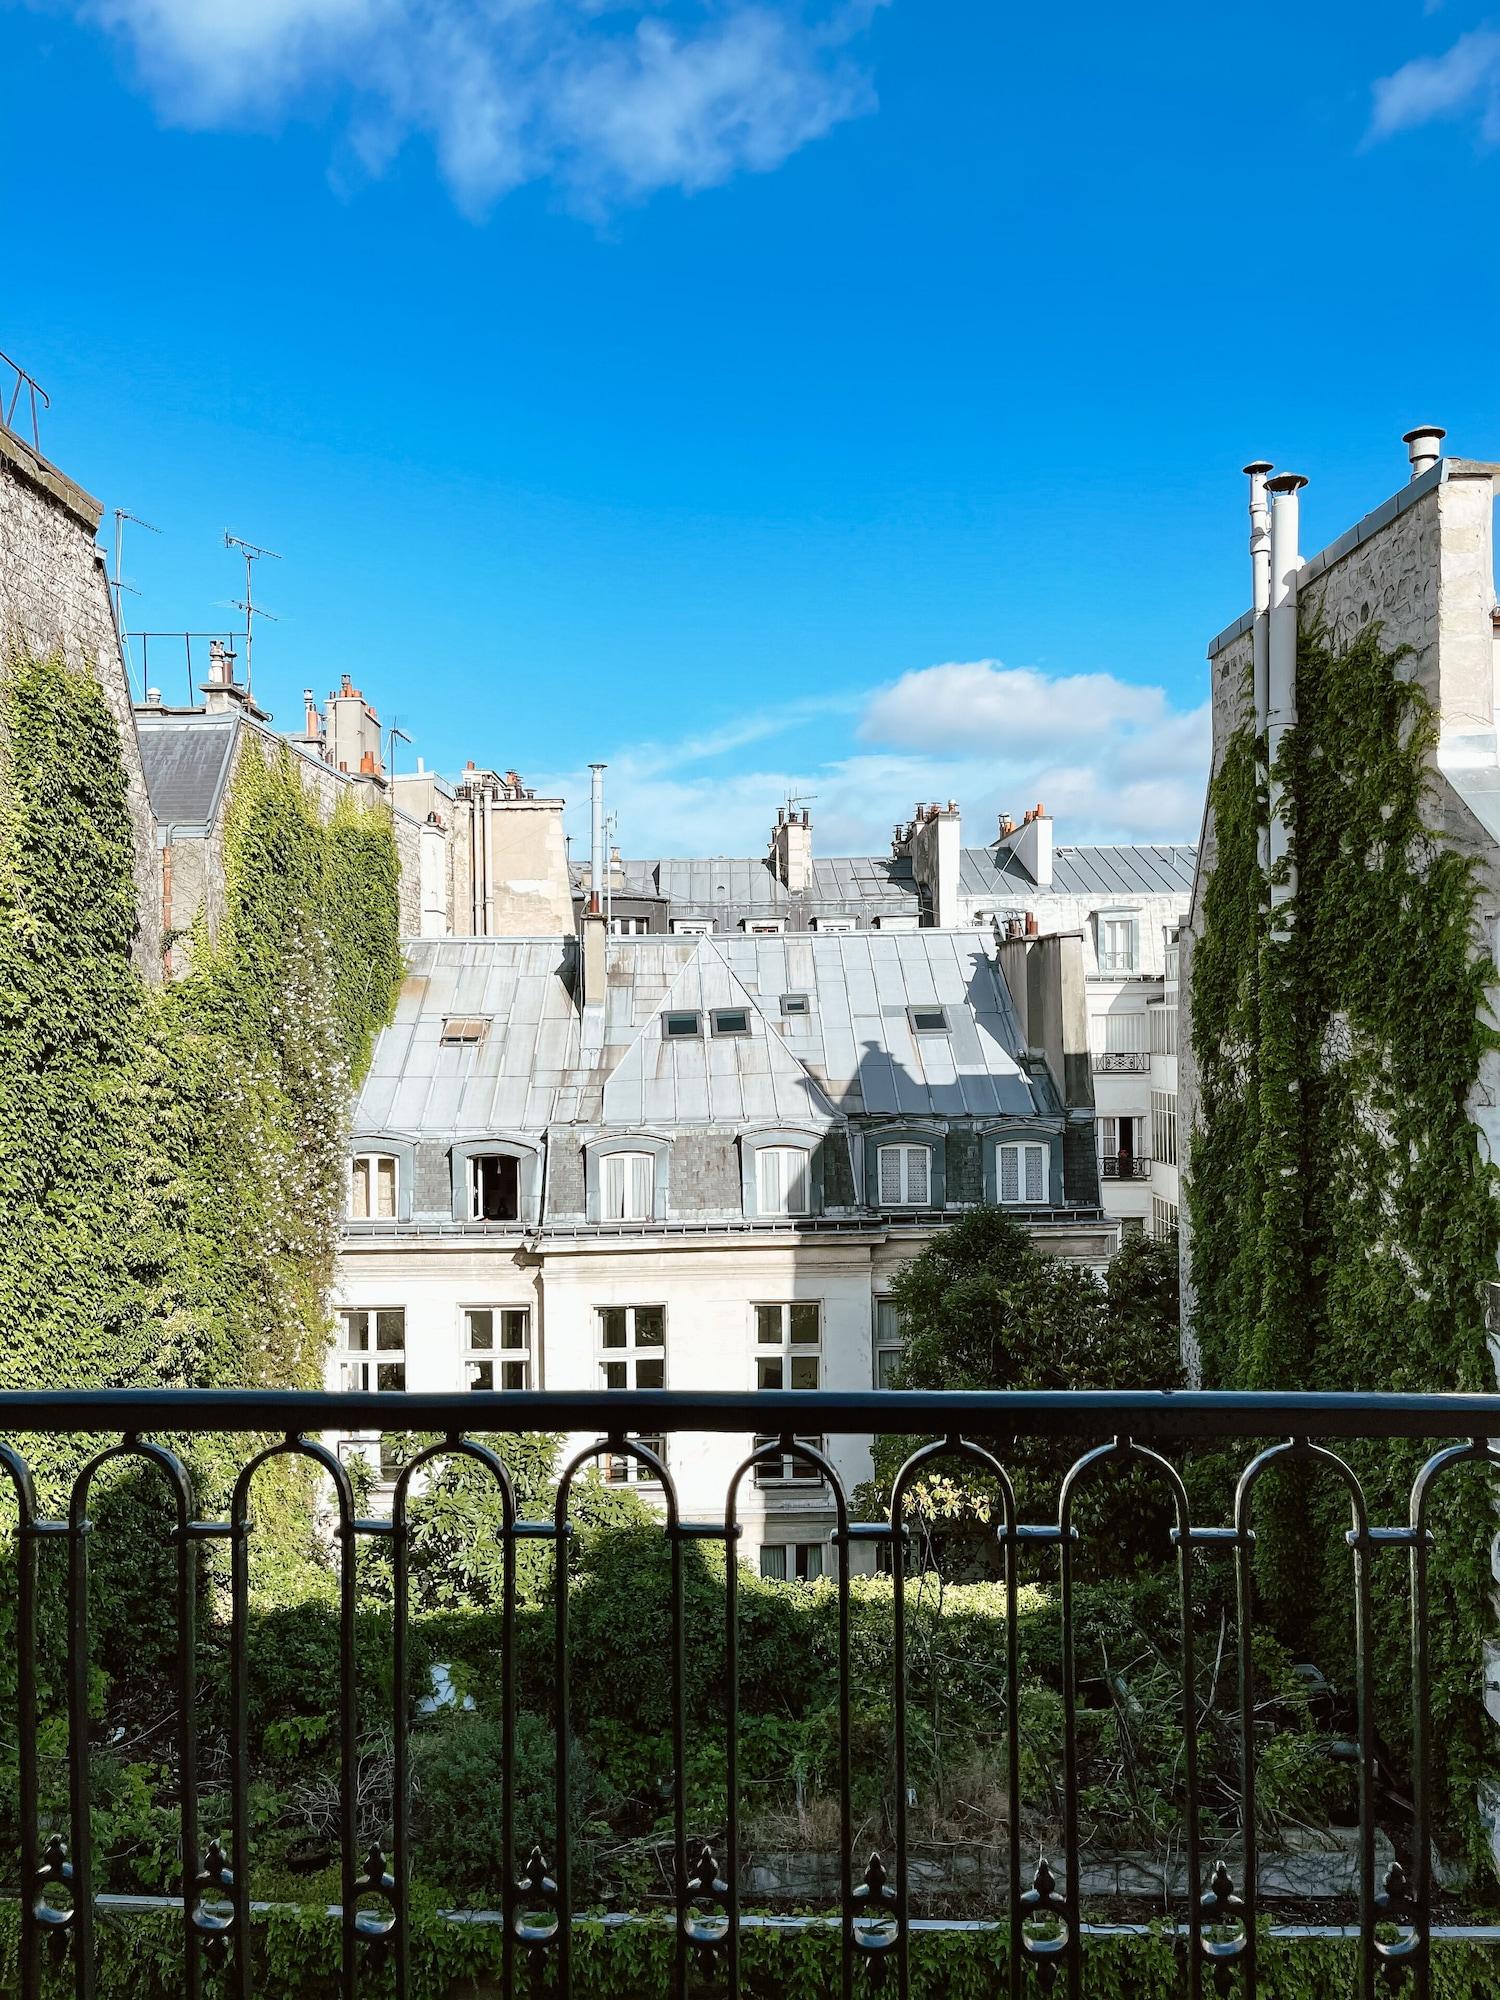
[0,348,49,453]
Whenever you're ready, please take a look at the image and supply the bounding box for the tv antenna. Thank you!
[385,723,411,778]
[785,791,817,816]
[224,532,280,692]
[111,509,160,695]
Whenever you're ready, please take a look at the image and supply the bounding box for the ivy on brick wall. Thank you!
[1186,619,1500,1867]
[0,651,403,1453]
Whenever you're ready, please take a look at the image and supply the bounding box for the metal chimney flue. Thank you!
[588,763,606,912]
[1402,426,1446,481]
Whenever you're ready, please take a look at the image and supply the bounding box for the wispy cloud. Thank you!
[534,658,1208,860]
[75,0,886,215]
[1367,23,1500,145]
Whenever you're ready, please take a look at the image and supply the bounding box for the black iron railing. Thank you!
[1100,1154,1151,1180]
[3,1387,1500,2000]
[1092,1051,1151,1073]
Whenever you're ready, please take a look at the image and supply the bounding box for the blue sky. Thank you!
[4,2,1499,858]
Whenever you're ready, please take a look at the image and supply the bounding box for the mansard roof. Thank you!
[351,930,1043,1139]
[957,841,1198,901]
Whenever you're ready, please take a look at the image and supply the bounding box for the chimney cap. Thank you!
[1402,425,1446,445]
[1241,460,1274,477]
[1266,472,1308,494]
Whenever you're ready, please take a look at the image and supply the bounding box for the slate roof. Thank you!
[352,932,1043,1138]
[958,843,1198,902]
[134,712,238,833]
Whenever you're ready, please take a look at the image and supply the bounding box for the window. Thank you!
[877,1143,931,1207]
[1151,1090,1179,1166]
[671,920,715,936]
[760,1542,825,1581]
[663,1010,701,1038]
[602,1150,655,1221]
[338,1308,405,1391]
[755,1146,810,1216]
[440,1016,488,1045]
[997,1140,1050,1205]
[874,1297,904,1388]
[350,1152,398,1221]
[469,1153,520,1222]
[712,1008,751,1037]
[1149,1006,1178,1057]
[1151,1195,1179,1242]
[907,1005,949,1034]
[744,919,785,935]
[598,1305,666,1483]
[1121,1216,1146,1240]
[609,916,649,935]
[754,1434,825,1486]
[464,1307,531,1390]
[780,993,810,1017]
[812,918,855,933]
[1097,916,1139,975]
[1100,1012,1150,1053]
[755,1301,820,1390]
[875,915,920,932]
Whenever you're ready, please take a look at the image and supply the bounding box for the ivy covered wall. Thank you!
[1185,606,1500,1858]
[0,648,404,1440]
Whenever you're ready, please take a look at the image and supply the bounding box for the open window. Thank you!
[469,1153,520,1222]
[349,1152,398,1221]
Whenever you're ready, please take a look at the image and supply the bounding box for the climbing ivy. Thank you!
[1186,619,1500,1864]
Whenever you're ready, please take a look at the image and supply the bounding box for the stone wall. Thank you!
[0,427,161,966]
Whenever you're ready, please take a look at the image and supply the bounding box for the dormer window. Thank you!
[997,1140,1050,1206]
[603,1150,655,1221]
[878,1143,931,1207]
[663,1011,701,1038]
[469,1153,520,1222]
[349,1152,398,1221]
[672,919,714,936]
[756,1145,810,1216]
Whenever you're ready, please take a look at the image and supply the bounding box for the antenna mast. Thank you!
[224,532,280,692]
[111,509,160,696]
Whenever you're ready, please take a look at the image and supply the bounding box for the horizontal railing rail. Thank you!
[1100,1153,1151,1180]
[3,1387,1499,2000]
[1091,1049,1151,1072]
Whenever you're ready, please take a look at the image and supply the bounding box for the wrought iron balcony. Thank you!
[1092,1050,1151,1073]
[2,1385,1499,1999]
[1100,1153,1151,1181]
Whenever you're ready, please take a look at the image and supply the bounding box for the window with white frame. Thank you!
[1148,1005,1178,1056]
[338,1307,406,1391]
[671,919,715,936]
[744,919,785,934]
[997,1140,1050,1205]
[1151,1090,1179,1165]
[1101,1012,1150,1053]
[598,1305,666,1482]
[1096,915,1140,975]
[468,1153,521,1221]
[755,1145,810,1216]
[1151,1195,1179,1242]
[760,1541,825,1581]
[349,1152,398,1221]
[1098,1116,1142,1162]
[602,1151,655,1221]
[754,1301,820,1389]
[878,1143,931,1207]
[609,916,649,935]
[754,1433,825,1486]
[874,1297,905,1388]
[812,917,855,933]
[463,1307,530,1390]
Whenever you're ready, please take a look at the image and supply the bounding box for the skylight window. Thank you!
[663,1011,701,1038]
[712,1008,750,1036]
[780,993,810,1016]
[908,1005,950,1034]
[440,1016,488,1045]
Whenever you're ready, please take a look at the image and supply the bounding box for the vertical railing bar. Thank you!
[175,1472,202,2000]
[724,1492,741,2000]
[1353,1518,1376,2000]
[1174,1497,1202,2000]
[502,1480,516,2000]
[555,1474,573,1999]
[392,1483,411,2000]
[1235,1498,1258,2000]
[1003,1514,1021,2000]
[66,1467,95,2000]
[1409,1487,1433,2000]
[7,1456,41,2000]
[670,1514,688,2000]
[230,1496,253,2000]
[835,1465,853,2000]
[892,1476,910,2000]
[1058,1494,1081,2000]
[338,1500,358,1999]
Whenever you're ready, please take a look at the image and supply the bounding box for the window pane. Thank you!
[467,1310,493,1350]
[501,1359,529,1389]
[635,1358,665,1391]
[875,1299,900,1343]
[759,1545,787,1581]
[375,1310,405,1351]
[634,1307,665,1347]
[600,1308,627,1348]
[501,1310,529,1349]
[784,1151,809,1214]
[603,1361,627,1390]
[789,1303,819,1344]
[879,1146,901,1203]
[376,1362,405,1391]
[756,1148,782,1212]
[876,1346,900,1389]
[999,1147,1019,1203]
[351,1160,370,1219]
[466,1360,493,1391]
[629,1153,653,1219]
[907,1147,930,1205]
[1024,1145,1046,1204]
[603,1154,625,1218]
[757,1357,784,1391]
[342,1312,369,1352]
[800,1543,824,1582]
[755,1304,783,1344]
[663,1011,699,1037]
[375,1157,397,1218]
[789,1356,820,1390]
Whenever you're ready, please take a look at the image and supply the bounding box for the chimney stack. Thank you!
[1245,461,1274,877]
[1402,426,1446,481]
[769,802,813,893]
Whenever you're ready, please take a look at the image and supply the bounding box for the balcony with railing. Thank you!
[2,1386,1498,1998]
[1100,1154,1151,1181]
[1092,1050,1150,1074]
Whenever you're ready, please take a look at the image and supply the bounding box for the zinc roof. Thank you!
[958,842,1198,901]
[135,712,238,832]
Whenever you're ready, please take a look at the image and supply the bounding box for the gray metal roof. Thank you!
[594,852,921,920]
[135,713,238,833]
[958,843,1198,902]
[352,931,1041,1138]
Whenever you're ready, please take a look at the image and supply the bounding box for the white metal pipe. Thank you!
[589,764,606,916]
[1266,472,1307,920]
[1402,425,1445,481]
[482,790,495,936]
[1245,462,1273,878]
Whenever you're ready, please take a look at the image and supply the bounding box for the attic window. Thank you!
[908,1005,950,1034]
[780,993,810,1017]
[441,1017,488,1046]
[663,1011,701,1038]
[712,1009,751,1037]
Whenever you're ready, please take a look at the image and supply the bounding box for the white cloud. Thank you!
[74,0,884,213]
[1367,24,1500,144]
[532,657,1208,859]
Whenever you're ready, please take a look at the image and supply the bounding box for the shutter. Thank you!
[629,1152,653,1219]
[604,1154,625,1218]
[879,1147,902,1203]
[999,1146,1019,1203]
[1024,1144,1046,1203]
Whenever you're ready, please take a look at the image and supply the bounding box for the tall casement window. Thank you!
[464,1307,530,1390]
[1097,914,1140,975]
[338,1308,405,1391]
[468,1153,520,1222]
[878,1143,931,1207]
[598,1305,666,1481]
[1151,1195,1179,1242]
[349,1153,398,1221]
[1151,1090,1179,1166]
[997,1140,1050,1206]
[760,1542,825,1581]
[874,1298,905,1388]
[754,1301,820,1389]
[756,1146,810,1216]
[602,1151,655,1222]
